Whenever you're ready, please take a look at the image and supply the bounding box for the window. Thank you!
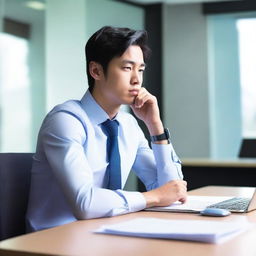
[0,33,31,151]
[237,18,256,138]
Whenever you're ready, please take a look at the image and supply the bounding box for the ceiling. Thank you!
[128,0,239,4]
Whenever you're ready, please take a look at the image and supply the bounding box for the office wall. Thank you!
[46,0,87,111]
[163,3,210,158]
[86,0,144,37]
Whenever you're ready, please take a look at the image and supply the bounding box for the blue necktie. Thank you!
[102,119,121,190]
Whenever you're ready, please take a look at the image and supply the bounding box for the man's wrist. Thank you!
[142,191,159,208]
[146,120,164,136]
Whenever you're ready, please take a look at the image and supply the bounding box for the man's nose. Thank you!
[131,71,141,85]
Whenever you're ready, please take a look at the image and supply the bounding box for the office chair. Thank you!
[239,139,256,158]
[0,153,33,240]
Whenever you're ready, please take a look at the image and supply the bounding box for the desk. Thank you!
[1,186,256,256]
[182,158,256,190]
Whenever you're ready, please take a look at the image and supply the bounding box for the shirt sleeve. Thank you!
[41,112,146,220]
[131,124,183,191]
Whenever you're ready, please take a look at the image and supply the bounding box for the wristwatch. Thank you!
[150,128,170,143]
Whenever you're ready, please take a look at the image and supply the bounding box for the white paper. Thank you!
[95,217,252,243]
[145,195,233,212]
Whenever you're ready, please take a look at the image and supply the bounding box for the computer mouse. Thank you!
[200,208,231,217]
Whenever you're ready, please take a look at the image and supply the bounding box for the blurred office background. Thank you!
[0,0,256,160]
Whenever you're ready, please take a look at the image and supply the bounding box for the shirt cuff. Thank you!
[117,190,146,213]
[151,142,182,182]
[151,142,178,164]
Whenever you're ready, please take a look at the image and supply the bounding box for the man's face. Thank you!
[98,45,145,106]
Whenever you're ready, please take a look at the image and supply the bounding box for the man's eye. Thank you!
[139,69,145,73]
[123,67,132,71]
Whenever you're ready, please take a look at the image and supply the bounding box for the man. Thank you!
[26,26,187,232]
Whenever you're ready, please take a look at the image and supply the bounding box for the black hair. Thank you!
[85,26,151,91]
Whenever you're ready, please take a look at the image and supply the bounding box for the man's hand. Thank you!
[142,180,187,208]
[130,88,163,136]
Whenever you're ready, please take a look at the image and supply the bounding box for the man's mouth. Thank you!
[129,89,139,95]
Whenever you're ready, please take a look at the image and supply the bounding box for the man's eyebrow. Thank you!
[122,60,146,67]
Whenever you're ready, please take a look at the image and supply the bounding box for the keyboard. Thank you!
[208,197,251,211]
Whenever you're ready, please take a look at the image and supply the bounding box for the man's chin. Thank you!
[125,100,133,104]
[121,97,135,106]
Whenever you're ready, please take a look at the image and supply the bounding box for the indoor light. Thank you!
[25,1,45,11]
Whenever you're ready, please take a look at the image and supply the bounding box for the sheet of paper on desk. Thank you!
[95,217,253,243]
[145,195,233,212]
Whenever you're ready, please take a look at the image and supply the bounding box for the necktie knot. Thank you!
[102,119,119,137]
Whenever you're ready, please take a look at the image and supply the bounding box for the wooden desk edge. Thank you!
[181,158,256,168]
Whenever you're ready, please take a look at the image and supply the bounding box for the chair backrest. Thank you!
[239,139,256,158]
[0,153,33,240]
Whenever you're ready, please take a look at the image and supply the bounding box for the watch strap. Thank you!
[150,128,170,142]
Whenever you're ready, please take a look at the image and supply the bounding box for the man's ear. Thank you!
[89,61,103,81]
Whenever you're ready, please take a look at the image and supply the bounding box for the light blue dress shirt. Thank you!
[26,90,183,232]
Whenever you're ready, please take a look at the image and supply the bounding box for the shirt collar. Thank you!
[80,90,122,125]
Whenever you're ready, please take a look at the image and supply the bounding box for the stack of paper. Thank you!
[95,217,252,243]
